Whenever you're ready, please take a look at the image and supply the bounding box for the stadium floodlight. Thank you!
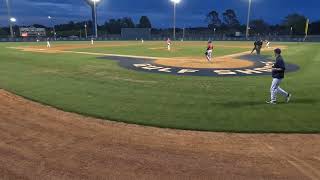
[9,17,16,37]
[245,0,252,39]
[10,17,16,23]
[170,0,181,40]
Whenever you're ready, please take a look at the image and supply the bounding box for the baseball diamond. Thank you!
[0,40,320,179]
[0,0,320,178]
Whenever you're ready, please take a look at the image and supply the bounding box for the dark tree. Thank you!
[250,19,270,35]
[121,17,135,28]
[0,27,8,36]
[106,19,122,34]
[138,16,152,28]
[309,21,320,35]
[206,10,222,30]
[282,13,307,35]
[104,17,135,34]
[32,24,47,28]
[222,9,240,28]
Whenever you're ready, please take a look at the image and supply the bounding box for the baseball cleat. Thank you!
[266,100,277,105]
[286,93,292,103]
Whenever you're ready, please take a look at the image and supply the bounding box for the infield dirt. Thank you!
[11,43,287,69]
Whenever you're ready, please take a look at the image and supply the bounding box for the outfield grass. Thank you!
[0,41,319,133]
[74,41,249,57]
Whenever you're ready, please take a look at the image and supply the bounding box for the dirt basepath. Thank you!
[0,89,320,180]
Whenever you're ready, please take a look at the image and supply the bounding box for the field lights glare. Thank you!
[10,17,16,22]
[170,0,181,4]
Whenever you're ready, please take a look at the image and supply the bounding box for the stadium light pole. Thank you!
[91,0,100,38]
[48,16,56,40]
[170,0,181,40]
[84,23,88,39]
[5,0,14,38]
[246,0,252,39]
[9,17,16,37]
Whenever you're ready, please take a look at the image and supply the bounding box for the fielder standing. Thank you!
[266,48,292,104]
[167,38,171,51]
[205,41,214,62]
[91,38,94,45]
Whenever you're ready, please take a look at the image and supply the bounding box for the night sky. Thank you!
[0,0,319,27]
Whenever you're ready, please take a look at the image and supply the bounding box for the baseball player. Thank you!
[205,41,214,62]
[266,48,292,104]
[141,38,144,43]
[46,38,51,48]
[91,38,94,45]
[264,40,271,49]
[251,40,263,55]
[167,38,171,51]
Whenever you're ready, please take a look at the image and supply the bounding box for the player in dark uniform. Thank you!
[251,40,263,55]
[266,48,292,104]
[205,41,214,62]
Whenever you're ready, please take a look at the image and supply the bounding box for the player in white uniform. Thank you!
[91,38,94,45]
[167,38,171,51]
[46,38,51,48]
[265,40,271,49]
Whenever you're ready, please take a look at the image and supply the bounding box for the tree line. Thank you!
[206,9,320,36]
[0,10,319,37]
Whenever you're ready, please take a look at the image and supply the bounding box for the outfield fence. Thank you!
[1,35,320,42]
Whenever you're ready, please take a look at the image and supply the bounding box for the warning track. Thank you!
[0,89,320,179]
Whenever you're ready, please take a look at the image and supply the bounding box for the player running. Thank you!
[46,38,51,48]
[205,41,214,62]
[167,38,171,51]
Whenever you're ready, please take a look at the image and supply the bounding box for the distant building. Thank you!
[19,27,46,37]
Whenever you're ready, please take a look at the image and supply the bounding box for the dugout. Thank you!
[121,28,151,40]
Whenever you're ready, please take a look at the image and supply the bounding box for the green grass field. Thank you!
[0,41,319,133]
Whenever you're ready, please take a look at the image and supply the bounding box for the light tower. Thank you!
[170,0,181,40]
[48,16,56,40]
[9,17,16,37]
[85,0,101,38]
[5,0,14,38]
[246,0,252,39]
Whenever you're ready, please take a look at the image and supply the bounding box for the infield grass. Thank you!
[0,41,319,133]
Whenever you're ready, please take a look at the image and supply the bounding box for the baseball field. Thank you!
[1,40,320,179]
[0,41,319,133]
